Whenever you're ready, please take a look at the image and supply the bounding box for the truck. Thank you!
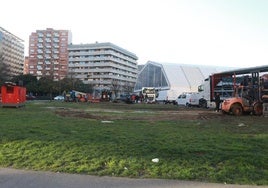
[197,74,237,108]
[141,87,158,103]
[156,89,179,104]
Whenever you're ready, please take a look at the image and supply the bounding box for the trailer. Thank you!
[197,74,241,108]
[197,65,268,115]
[1,82,26,107]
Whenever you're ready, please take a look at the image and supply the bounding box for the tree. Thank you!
[38,76,56,99]
[110,79,122,99]
[11,74,39,95]
[122,81,135,94]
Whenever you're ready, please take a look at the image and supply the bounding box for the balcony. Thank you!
[53,33,59,37]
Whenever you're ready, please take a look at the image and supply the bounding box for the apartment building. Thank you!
[28,28,72,80]
[0,27,24,80]
[68,42,138,95]
[24,56,29,74]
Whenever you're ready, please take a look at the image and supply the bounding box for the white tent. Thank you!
[134,61,233,101]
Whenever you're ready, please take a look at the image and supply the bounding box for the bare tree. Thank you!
[122,81,135,94]
[110,79,122,99]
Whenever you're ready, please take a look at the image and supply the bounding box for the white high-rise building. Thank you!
[68,42,138,96]
[0,27,24,80]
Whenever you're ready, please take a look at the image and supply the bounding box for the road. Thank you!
[1,168,266,188]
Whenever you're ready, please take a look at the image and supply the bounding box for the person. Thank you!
[215,92,221,112]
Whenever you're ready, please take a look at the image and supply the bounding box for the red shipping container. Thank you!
[1,83,26,107]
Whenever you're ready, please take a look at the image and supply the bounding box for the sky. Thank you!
[1,0,268,68]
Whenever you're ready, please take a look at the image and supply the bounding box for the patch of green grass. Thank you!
[0,101,267,185]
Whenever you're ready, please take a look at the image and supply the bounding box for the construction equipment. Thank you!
[220,66,268,115]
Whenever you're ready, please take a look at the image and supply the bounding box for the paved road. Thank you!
[0,168,266,188]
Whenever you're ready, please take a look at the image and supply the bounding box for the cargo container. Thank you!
[1,82,26,107]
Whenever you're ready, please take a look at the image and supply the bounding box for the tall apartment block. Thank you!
[68,42,138,95]
[0,27,24,79]
[28,28,72,80]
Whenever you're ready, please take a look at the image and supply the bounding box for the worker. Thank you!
[215,92,221,112]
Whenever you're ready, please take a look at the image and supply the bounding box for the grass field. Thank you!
[0,101,267,185]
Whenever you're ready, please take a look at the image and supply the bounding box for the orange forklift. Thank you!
[220,66,268,115]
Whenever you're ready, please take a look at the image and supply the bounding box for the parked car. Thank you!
[177,92,200,107]
[116,94,138,104]
[54,95,65,101]
[26,95,36,100]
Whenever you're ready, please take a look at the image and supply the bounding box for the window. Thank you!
[6,86,14,93]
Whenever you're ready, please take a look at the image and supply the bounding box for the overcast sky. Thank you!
[1,0,268,67]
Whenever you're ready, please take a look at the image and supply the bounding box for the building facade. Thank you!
[0,27,24,80]
[68,42,138,97]
[24,56,29,74]
[28,28,72,80]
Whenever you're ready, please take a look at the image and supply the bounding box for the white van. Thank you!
[177,92,200,107]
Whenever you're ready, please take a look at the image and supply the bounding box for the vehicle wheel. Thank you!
[253,102,263,116]
[231,104,243,116]
[199,98,207,108]
[221,110,228,115]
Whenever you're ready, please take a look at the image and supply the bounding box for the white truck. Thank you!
[197,72,246,109]
[141,87,157,103]
[197,78,215,108]
[156,89,179,104]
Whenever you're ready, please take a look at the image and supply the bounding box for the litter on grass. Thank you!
[101,120,114,123]
[238,123,246,127]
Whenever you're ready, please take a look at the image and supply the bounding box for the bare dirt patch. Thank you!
[54,107,224,121]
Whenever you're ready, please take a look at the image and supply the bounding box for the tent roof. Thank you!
[146,61,233,90]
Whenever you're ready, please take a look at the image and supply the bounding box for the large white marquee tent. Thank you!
[134,61,233,101]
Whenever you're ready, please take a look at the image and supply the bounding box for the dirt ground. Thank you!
[54,107,224,122]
